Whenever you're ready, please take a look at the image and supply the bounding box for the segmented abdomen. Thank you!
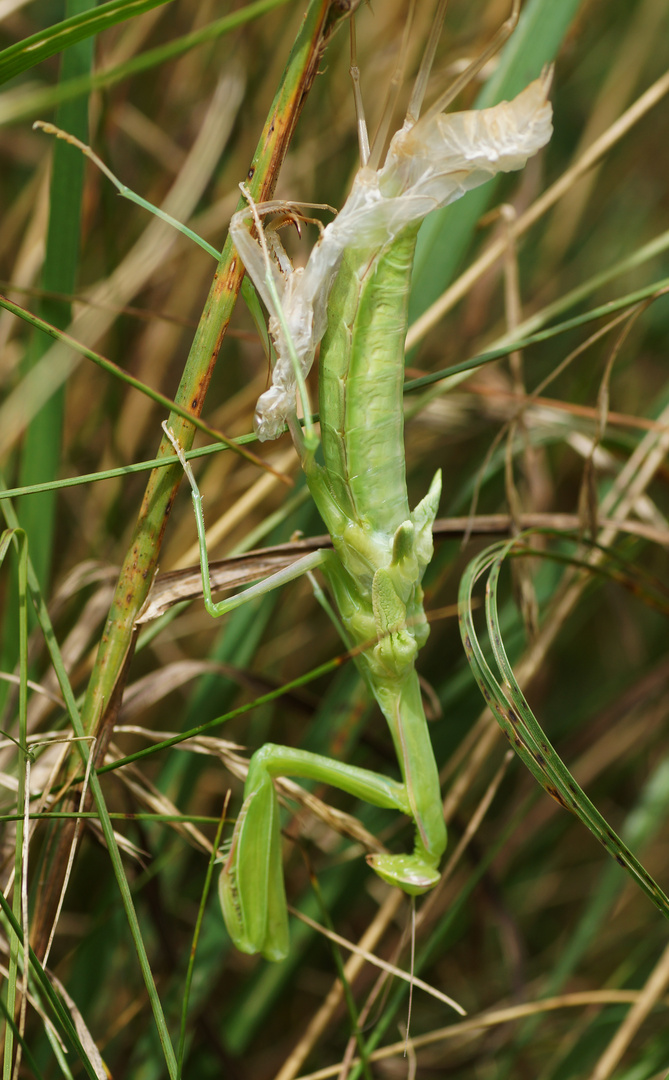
[318,224,420,541]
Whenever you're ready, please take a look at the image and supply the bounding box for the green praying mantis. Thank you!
[164,3,554,961]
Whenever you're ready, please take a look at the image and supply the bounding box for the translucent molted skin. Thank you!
[234,69,553,442]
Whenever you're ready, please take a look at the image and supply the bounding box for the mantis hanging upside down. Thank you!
[166,4,553,961]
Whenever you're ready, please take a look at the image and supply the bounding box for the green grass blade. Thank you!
[0,437,253,501]
[0,0,173,85]
[0,486,178,1078]
[404,276,669,394]
[91,649,360,780]
[507,755,669,1066]
[0,0,96,717]
[1,529,27,1080]
[13,0,95,598]
[176,802,227,1074]
[0,889,99,1076]
[0,293,273,473]
[0,992,44,1079]
[0,0,291,127]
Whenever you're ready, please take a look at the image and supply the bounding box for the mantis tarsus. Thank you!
[166,4,553,961]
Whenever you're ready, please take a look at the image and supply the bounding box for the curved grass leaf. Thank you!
[459,533,669,922]
[0,0,173,86]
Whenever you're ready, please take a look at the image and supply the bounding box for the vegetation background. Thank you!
[1,0,669,1077]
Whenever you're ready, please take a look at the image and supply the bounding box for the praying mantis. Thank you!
[165,2,554,961]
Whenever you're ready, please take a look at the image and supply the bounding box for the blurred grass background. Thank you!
[1,0,669,1077]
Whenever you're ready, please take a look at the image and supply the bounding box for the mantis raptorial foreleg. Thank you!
[172,3,553,961]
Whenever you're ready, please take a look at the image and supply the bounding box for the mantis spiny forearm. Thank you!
[167,8,553,961]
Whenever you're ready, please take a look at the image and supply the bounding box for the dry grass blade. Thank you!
[287,907,465,1015]
[294,991,669,1080]
[588,940,669,1080]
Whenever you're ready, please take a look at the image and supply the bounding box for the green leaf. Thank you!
[0,0,173,86]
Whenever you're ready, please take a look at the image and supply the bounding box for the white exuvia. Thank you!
[230,68,553,442]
